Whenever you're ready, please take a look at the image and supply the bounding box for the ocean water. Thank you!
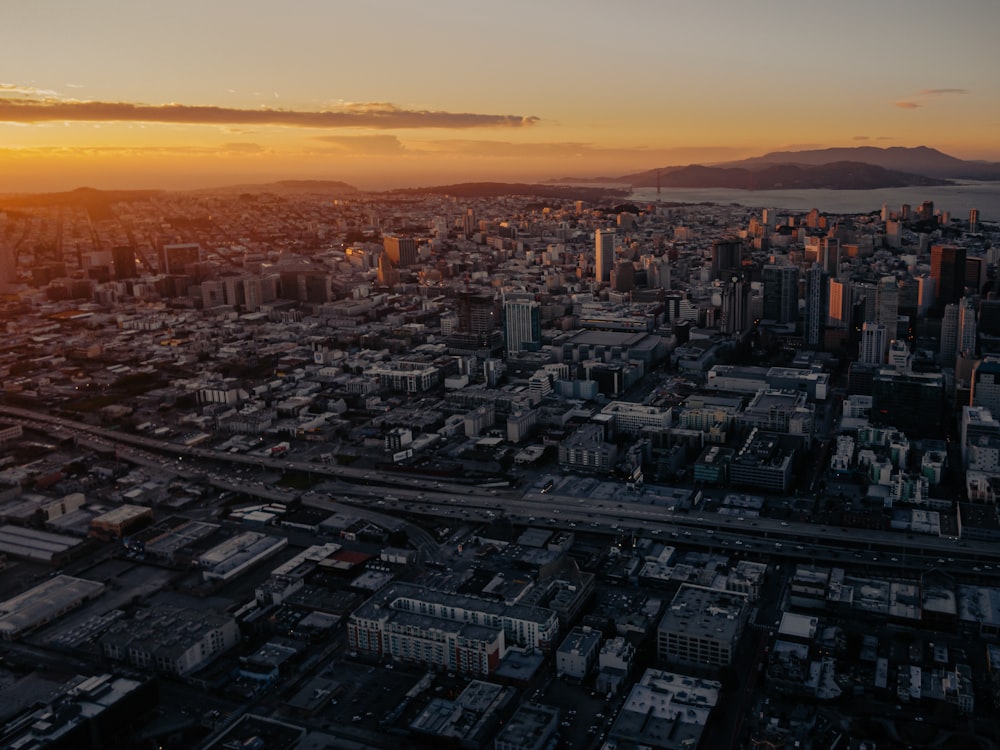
[628,181,1000,222]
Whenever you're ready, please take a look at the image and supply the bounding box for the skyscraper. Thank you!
[876,276,899,338]
[969,208,979,234]
[711,238,742,280]
[595,229,615,283]
[720,274,750,335]
[504,298,541,355]
[761,264,798,324]
[112,246,138,280]
[859,322,889,365]
[383,235,418,268]
[804,264,828,348]
[930,244,966,307]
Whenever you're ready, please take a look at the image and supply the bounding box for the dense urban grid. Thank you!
[1,185,999,750]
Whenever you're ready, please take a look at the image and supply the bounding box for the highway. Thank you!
[4,404,1000,578]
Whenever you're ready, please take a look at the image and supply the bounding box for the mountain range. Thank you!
[566,146,1000,191]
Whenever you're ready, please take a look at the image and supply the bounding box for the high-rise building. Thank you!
[504,298,541,355]
[458,291,498,334]
[970,208,980,234]
[851,280,878,323]
[161,243,201,274]
[876,276,899,338]
[612,261,635,293]
[859,322,889,365]
[112,245,137,280]
[761,264,798,324]
[972,359,1000,424]
[804,264,828,348]
[595,229,615,283]
[827,278,850,328]
[959,297,978,358]
[463,207,477,238]
[940,302,960,366]
[711,239,742,280]
[872,370,945,437]
[383,235,418,268]
[966,256,985,297]
[930,244,967,306]
[719,274,750,336]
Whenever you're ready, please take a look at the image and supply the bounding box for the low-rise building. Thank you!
[99,603,240,676]
[0,575,105,640]
[657,584,749,667]
[608,668,720,750]
[555,625,602,680]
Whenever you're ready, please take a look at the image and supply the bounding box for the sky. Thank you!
[2,0,999,192]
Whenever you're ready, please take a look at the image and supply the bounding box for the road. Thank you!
[4,404,999,579]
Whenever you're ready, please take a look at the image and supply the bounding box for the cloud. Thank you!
[894,88,968,110]
[853,135,869,141]
[0,96,539,130]
[219,142,265,153]
[0,83,61,97]
[313,134,407,154]
[918,88,967,96]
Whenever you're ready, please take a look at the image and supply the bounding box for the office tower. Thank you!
[972,358,1000,417]
[612,261,635,292]
[463,208,477,238]
[876,276,899,338]
[966,256,985,296]
[820,237,840,277]
[940,303,959,366]
[711,238,742,280]
[979,299,1000,337]
[504,298,541,355]
[804,264,828,348]
[111,246,137,280]
[595,229,615,283]
[761,264,798,323]
[762,209,776,232]
[720,274,750,335]
[881,203,890,222]
[958,297,978,357]
[458,291,498,334]
[383,235,418,268]
[918,201,935,222]
[859,322,889,365]
[872,370,945,437]
[901,204,911,221]
[916,275,936,316]
[643,254,670,290]
[887,339,911,371]
[828,278,850,328]
[970,208,979,234]
[930,244,966,307]
[885,220,902,249]
[377,253,399,287]
[161,243,201,274]
[851,280,878,323]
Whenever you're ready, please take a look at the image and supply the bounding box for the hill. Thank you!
[616,161,950,190]
[719,146,1000,180]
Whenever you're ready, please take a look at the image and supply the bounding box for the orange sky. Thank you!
[2,0,999,192]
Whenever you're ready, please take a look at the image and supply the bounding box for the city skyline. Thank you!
[3,0,1000,192]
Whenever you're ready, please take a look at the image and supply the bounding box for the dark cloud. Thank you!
[894,101,921,109]
[0,97,539,130]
